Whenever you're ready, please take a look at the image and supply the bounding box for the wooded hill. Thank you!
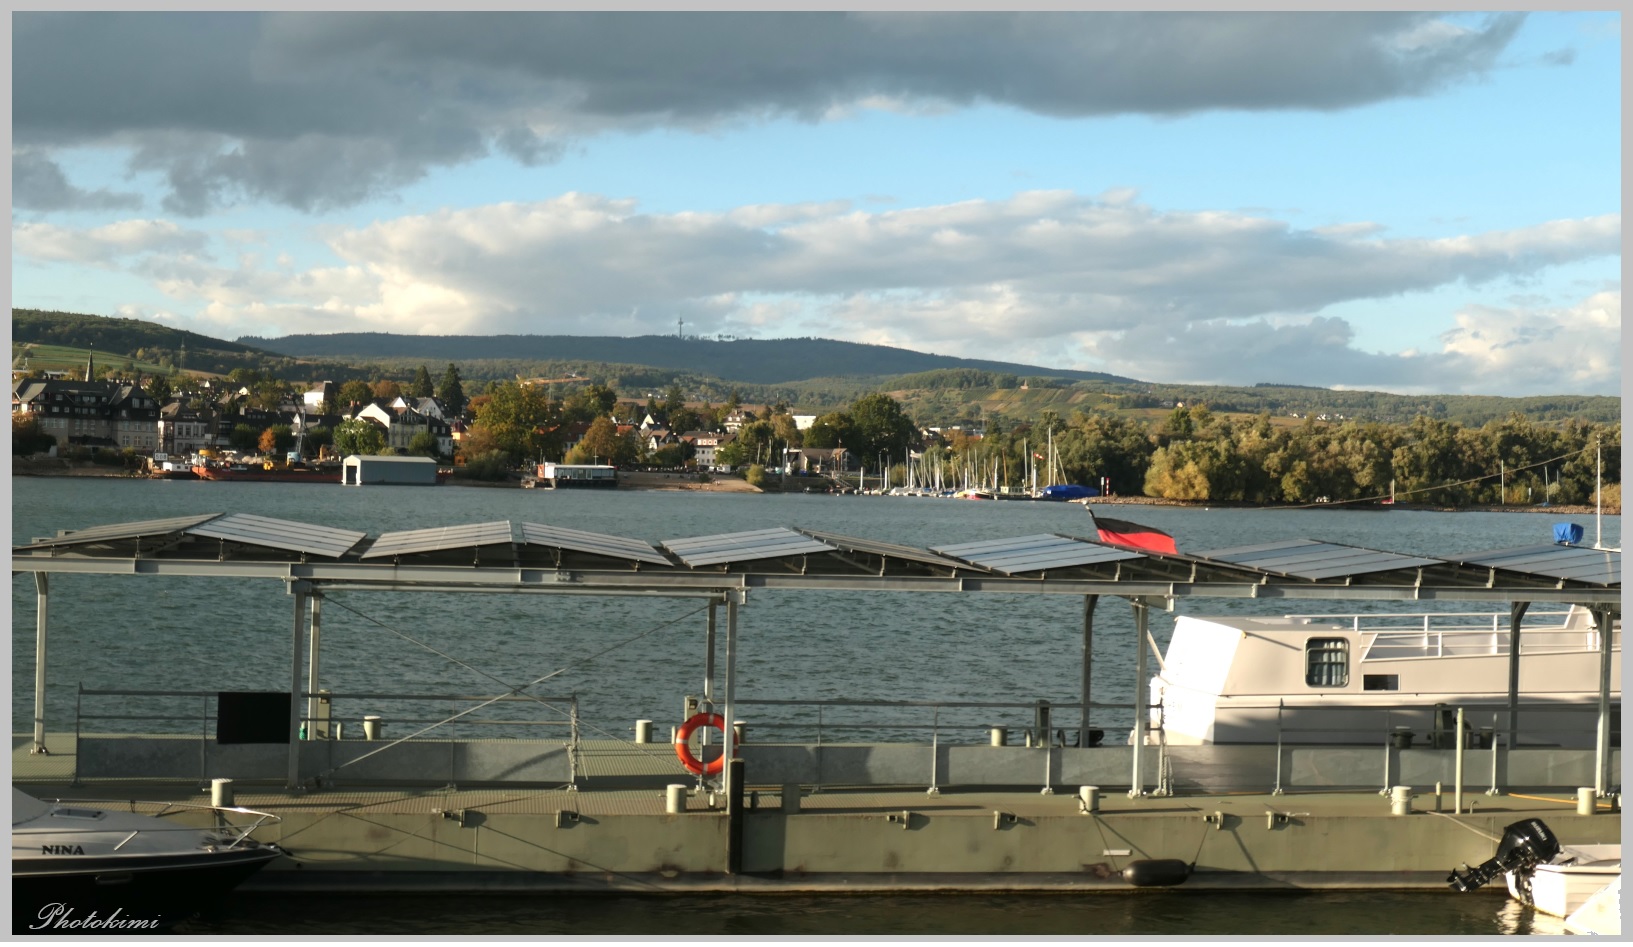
[11,309,359,381]
[11,310,1621,428]
[238,332,1139,386]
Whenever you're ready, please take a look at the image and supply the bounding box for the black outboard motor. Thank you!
[1447,818,1562,892]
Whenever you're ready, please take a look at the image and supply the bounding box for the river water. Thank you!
[10,476,1618,936]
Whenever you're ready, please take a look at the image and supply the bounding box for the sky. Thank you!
[9,11,1623,396]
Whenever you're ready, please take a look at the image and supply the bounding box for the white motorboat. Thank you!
[11,787,283,934]
[1509,842,1621,922]
[1148,605,1618,746]
[1447,816,1620,933]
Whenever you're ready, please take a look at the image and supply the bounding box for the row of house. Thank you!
[13,369,457,459]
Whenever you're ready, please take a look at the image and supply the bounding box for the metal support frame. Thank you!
[288,583,309,790]
[1594,605,1615,796]
[722,591,740,794]
[306,594,323,739]
[1506,600,1529,752]
[704,602,717,710]
[1129,597,1150,797]
[32,573,50,754]
[1081,594,1097,746]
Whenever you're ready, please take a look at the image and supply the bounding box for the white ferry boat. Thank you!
[1149,606,1619,746]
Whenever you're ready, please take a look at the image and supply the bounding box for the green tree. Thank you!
[847,393,917,472]
[437,363,467,416]
[570,416,638,465]
[145,374,173,403]
[333,418,387,456]
[337,380,374,410]
[228,423,262,454]
[407,430,442,459]
[470,380,558,462]
[410,365,435,399]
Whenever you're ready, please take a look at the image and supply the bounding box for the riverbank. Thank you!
[1082,495,1617,516]
[8,459,1618,512]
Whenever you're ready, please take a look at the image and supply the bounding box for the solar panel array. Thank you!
[932,533,1142,575]
[798,528,987,572]
[662,527,835,568]
[518,522,671,565]
[362,521,515,559]
[17,513,224,550]
[10,513,1622,595]
[188,513,368,559]
[1193,539,1441,581]
[1451,543,1622,587]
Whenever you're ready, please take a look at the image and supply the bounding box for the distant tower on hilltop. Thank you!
[85,344,94,382]
[676,316,684,340]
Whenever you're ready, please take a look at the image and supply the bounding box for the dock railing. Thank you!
[70,686,581,787]
[724,696,1142,795]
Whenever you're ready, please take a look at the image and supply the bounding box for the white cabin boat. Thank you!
[1151,606,1619,746]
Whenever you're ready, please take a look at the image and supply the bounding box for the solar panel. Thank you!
[932,533,1142,575]
[662,527,834,567]
[1195,539,1440,581]
[187,513,369,559]
[362,521,515,559]
[796,528,990,572]
[1452,543,1621,586]
[519,522,671,565]
[16,513,225,550]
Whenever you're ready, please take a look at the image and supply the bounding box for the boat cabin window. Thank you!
[1363,674,1399,691]
[1304,638,1349,688]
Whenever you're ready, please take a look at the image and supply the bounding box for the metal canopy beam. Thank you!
[8,556,1620,604]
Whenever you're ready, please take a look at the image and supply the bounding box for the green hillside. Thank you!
[11,310,1620,428]
[238,332,1138,386]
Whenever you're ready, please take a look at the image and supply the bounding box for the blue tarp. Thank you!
[1553,522,1585,545]
[1040,484,1099,501]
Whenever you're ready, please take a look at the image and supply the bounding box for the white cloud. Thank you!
[127,190,1617,394]
[13,219,208,263]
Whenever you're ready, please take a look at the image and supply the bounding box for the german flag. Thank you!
[1089,512,1178,555]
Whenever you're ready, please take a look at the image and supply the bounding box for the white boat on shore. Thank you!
[1148,605,1619,746]
[11,788,283,933]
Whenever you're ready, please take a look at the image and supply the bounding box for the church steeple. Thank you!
[85,344,95,382]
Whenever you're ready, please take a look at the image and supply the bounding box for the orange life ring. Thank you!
[674,712,726,775]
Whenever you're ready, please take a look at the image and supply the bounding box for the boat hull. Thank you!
[1507,850,1622,919]
[192,464,338,483]
[13,847,281,933]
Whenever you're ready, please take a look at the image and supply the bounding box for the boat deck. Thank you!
[15,732,1620,893]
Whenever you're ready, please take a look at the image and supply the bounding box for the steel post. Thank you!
[1594,605,1614,796]
[1081,594,1098,746]
[306,594,323,740]
[1129,598,1149,797]
[289,584,309,789]
[33,573,50,754]
[1506,601,1529,752]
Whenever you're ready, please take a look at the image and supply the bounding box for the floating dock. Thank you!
[11,514,1620,893]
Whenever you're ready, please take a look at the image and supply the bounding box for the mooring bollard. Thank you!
[990,727,1008,747]
[211,778,234,808]
[1390,785,1412,816]
[1578,788,1597,816]
[635,719,653,744]
[1080,785,1100,813]
[363,715,382,741]
[666,784,688,814]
